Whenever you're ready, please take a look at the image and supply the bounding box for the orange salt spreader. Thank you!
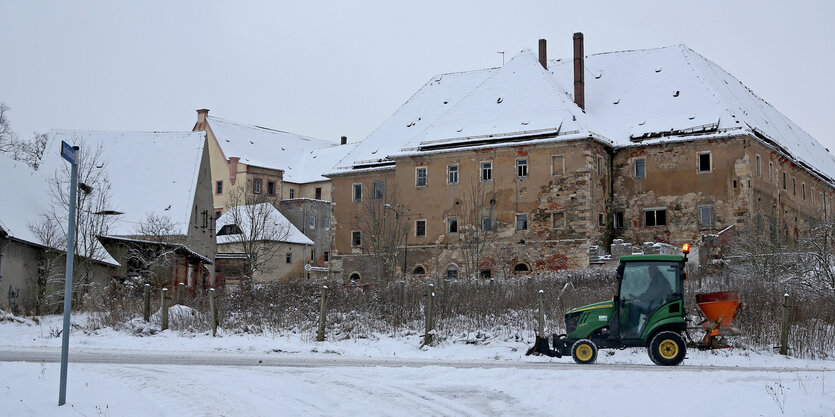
[693,291,744,349]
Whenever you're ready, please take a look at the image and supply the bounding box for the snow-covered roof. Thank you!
[215,203,313,246]
[40,130,208,237]
[206,116,351,183]
[0,154,52,245]
[333,45,835,185]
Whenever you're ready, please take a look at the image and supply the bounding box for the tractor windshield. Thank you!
[618,261,682,339]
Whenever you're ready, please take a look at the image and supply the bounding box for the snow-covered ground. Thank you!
[2,314,835,416]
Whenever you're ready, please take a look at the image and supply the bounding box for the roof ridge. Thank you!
[207,115,332,145]
[548,44,686,65]
[50,129,205,135]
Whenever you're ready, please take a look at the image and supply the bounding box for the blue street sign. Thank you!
[60,141,77,164]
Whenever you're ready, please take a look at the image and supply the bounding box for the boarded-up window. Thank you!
[551,155,565,176]
[551,211,565,229]
[699,206,713,229]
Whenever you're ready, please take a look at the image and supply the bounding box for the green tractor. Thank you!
[527,245,742,366]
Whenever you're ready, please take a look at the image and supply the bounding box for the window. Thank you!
[372,181,384,199]
[802,183,806,200]
[286,252,292,264]
[769,162,773,181]
[481,216,493,232]
[634,158,646,179]
[253,178,262,194]
[517,159,528,178]
[811,189,815,205]
[324,217,330,230]
[821,192,825,208]
[644,209,667,227]
[755,155,761,177]
[551,155,565,176]
[481,161,492,181]
[217,224,242,236]
[413,266,426,275]
[597,156,603,176]
[309,215,315,229]
[698,152,711,173]
[416,167,427,187]
[446,265,458,280]
[349,272,360,282]
[323,251,329,262]
[351,231,362,247]
[214,209,222,220]
[699,205,713,229]
[614,212,624,229]
[315,187,322,200]
[598,213,605,227]
[352,183,362,201]
[782,172,787,190]
[792,177,796,195]
[480,269,492,279]
[514,263,530,273]
[447,165,459,184]
[516,214,528,231]
[551,212,565,229]
[215,180,223,194]
[447,217,458,233]
[415,220,426,237]
[289,188,295,199]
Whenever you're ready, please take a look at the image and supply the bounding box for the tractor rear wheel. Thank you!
[648,331,686,366]
[571,339,598,364]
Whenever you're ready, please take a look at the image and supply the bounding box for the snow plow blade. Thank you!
[525,334,563,358]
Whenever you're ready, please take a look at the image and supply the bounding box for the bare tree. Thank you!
[0,103,47,169]
[121,213,180,287]
[354,183,406,282]
[455,180,495,279]
[29,141,116,307]
[218,184,292,280]
[794,214,835,299]
[726,212,794,284]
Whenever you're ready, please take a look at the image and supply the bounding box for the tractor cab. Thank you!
[615,255,685,342]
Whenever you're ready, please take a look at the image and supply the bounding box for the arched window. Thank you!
[514,263,531,273]
[446,264,458,280]
[349,272,361,282]
[413,265,426,275]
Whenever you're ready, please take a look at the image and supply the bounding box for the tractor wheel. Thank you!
[571,339,598,364]
[648,331,686,366]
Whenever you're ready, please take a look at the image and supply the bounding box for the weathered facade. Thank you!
[328,35,835,283]
[278,199,333,266]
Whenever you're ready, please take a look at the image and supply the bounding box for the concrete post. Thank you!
[143,284,151,322]
[424,284,435,346]
[177,282,185,305]
[316,286,329,342]
[779,293,792,356]
[537,290,545,338]
[209,288,218,337]
[161,288,169,331]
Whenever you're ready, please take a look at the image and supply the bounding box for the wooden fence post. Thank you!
[316,285,329,342]
[161,288,169,331]
[537,290,545,338]
[424,284,435,346]
[779,293,792,356]
[143,284,151,322]
[209,288,218,337]
[177,283,185,305]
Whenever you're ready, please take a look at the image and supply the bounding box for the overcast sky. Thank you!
[1,1,833,153]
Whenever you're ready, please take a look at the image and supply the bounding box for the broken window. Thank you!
[353,183,362,201]
[755,155,761,177]
[413,266,426,275]
[517,158,528,178]
[698,152,711,173]
[598,213,605,227]
[699,206,713,229]
[782,172,787,190]
[792,177,796,195]
[481,161,492,181]
[416,167,427,187]
[551,155,565,176]
[514,263,530,273]
[372,181,384,199]
[253,178,262,194]
[481,216,493,232]
[644,209,667,227]
[551,211,565,229]
[315,187,322,200]
[634,158,646,179]
[349,273,360,282]
[447,165,458,184]
[447,217,458,233]
[446,265,458,279]
[597,156,603,176]
[351,231,362,247]
[217,224,242,236]
[415,220,426,237]
[516,214,528,231]
[323,251,329,262]
[614,212,624,229]
[267,181,275,195]
[802,183,806,200]
[480,269,492,279]
[215,180,223,195]
[769,162,773,181]
[286,252,292,264]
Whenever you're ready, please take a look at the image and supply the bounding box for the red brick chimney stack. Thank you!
[538,39,547,69]
[196,108,209,123]
[573,32,585,111]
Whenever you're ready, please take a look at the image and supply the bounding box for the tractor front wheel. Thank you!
[571,339,598,364]
[648,331,686,366]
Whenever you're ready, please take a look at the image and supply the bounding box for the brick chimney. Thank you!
[196,108,209,123]
[573,33,585,111]
[341,136,347,145]
[538,39,547,69]
[228,157,239,185]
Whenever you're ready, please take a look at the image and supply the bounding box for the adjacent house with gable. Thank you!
[328,34,835,282]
